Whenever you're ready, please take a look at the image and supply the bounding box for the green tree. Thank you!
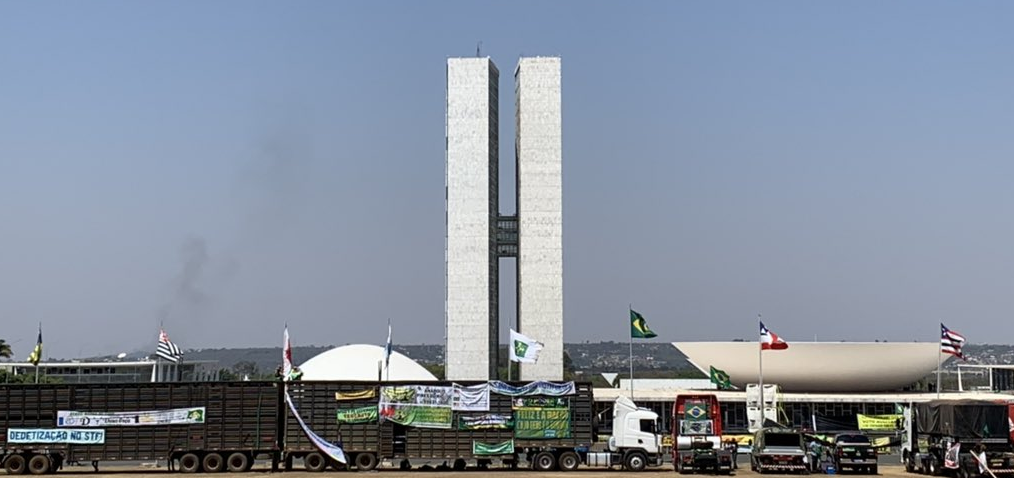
[0,339,12,359]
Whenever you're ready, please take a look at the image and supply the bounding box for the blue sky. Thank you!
[2,2,1013,357]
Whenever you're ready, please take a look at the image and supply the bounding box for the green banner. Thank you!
[512,397,569,409]
[385,405,453,429]
[857,414,902,430]
[336,406,378,424]
[514,407,570,439]
[473,440,514,456]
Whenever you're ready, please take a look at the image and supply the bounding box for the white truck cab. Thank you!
[609,395,661,455]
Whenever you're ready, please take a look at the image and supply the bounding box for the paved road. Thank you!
[36,464,912,477]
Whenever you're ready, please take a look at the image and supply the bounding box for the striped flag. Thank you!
[156,329,183,363]
[940,323,966,359]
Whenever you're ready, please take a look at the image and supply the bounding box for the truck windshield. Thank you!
[640,419,656,434]
[765,434,801,448]
[836,435,870,444]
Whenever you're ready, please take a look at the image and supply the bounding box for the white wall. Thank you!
[445,58,499,380]
[515,57,563,380]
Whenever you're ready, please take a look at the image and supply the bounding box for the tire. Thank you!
[354,453,378,472]
[226,453,249,473]
[533,451,556,472]
[203,453,225,473]
[872,465,879,475]
[179,453,202,473]
[928,459,937,476]
[304,452,327,473]
[5,454,28,475]
[558,451,580,472]
[625,451,647,472]
[27,455,50,475]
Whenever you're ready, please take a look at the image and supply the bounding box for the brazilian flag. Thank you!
[709,365,732,390]
[27,325,42,366]
[630,310,657,339]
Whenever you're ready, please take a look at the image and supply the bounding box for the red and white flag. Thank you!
[760,322,789,350]
[944,442,960,469]
[282,325,293,378]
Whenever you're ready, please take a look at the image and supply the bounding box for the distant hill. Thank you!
[64,342,1005,381]
[171,342,692,377]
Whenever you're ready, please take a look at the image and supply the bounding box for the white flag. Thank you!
[509,329,543,363]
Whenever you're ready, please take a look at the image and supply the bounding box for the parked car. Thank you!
[832,433,878,474]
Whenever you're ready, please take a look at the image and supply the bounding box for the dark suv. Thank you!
[832,433,877,474]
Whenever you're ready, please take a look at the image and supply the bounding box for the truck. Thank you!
[284,380,666,472]
[1,380,664,474]
[830,433,877,474]
[671,393,733,474]
[0,382,282,475]
[750,427,809,474]
[902,399,1014,477]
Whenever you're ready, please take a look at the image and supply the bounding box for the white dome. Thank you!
[674,341,945,392]
[299,344,438,381]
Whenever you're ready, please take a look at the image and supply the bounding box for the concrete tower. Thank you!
[445,57,500,380]
[445,56,562,381]
[515,57,563,381]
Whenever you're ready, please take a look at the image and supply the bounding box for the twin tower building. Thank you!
[445,56,563,381]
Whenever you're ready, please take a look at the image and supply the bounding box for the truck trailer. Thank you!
[284,380,665,471]
[0,382,281,475]
[903,399,1014,477]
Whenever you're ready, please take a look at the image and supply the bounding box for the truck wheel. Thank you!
[304,453,327,472]
[872,465,879,475]
[624,451,647,472]
[202,453,225,473]
[179,453,202,473]
[5,454,28,475]
[927,459,937,476]
[226,453,249,473]
[28,455,50,475]
[558,451,580,471]
[533,452,556,471]
[354,453,378,472]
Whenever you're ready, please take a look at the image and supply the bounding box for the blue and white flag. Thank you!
[383,322,392,379]
[285,391,346,464]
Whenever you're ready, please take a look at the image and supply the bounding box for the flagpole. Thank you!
[629,304,634,400]
[758,314,763,427]
[34,322,41,384]
[936,329,943,398]
[386,319,391,382]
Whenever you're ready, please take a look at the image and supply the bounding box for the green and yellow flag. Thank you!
[709,365,732,390]
[630,310,657,339]
[27,324,42,366]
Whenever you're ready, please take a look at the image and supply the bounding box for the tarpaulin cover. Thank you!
[814,414,859,432]
[915,400,1009,439]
